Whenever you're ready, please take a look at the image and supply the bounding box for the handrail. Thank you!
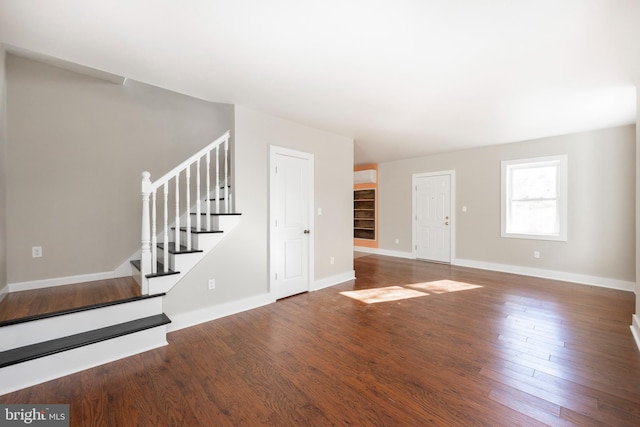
[139,130,232,294]
[149,130,230,191]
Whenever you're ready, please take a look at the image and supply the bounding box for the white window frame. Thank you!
[501,155,568,241]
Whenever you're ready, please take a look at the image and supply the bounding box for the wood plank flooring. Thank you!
[2,255,640,426]
[0,277,141,322]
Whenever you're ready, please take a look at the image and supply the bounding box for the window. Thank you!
[501,155,567,241]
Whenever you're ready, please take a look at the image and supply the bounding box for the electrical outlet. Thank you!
[533,251,540,259]
[330,256,335,265]
[32,246,43,258]
[208,279,216,290]
[395,238,399,244]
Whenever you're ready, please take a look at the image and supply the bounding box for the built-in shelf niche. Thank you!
[354,189,376,240]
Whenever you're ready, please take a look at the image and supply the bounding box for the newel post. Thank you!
[141,171,153,294]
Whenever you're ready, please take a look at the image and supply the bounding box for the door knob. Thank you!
[445,222,449,226]
[304,229,310,234]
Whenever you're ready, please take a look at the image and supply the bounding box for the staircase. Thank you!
[0,131,239,396]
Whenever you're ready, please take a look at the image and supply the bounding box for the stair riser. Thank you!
[0,297,163,351]
[169,252,202,273]
[0,325,168,396]
[180,233,223,252]
[147,274,181,295]
[213,215,240,230]
[186,214,240,232]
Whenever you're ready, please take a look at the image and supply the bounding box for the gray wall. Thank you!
[6,54,232,283]
[0,45,7,297]
[379,125,636,283]
[163,105,354,317]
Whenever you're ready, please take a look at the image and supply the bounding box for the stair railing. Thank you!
[140,131,231,285]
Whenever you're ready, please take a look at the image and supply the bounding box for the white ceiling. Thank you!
[1,0,638,164]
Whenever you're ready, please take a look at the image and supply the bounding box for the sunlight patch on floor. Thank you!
[340,286,428,304]
[407,279,483,294]
[340,280,483,304]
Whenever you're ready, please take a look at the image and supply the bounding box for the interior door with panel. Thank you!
[414,173,453,263]
[270,146,314,299]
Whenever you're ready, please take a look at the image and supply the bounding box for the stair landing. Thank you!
[0,276,141,323]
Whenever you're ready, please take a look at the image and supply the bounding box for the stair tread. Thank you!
[0,293,165,328]
[130,260,180,278]
[0,314,171,368]
[174,226,224,234]
[157,242,203,254]
[190,212,242,216]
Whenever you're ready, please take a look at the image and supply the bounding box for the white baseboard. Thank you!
[8,271,121,293]
[353,249,635,293]
[0,285,7,303]
[312,270,355,291]
[170,270,356,332]
[631,315,640,352]
[167,293,275,333]
[7,257,137,293]
[354,246,414,259]
[455,258,636,293]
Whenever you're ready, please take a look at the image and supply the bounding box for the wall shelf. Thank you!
[354,189,376,240]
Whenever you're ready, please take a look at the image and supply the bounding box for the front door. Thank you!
[414,172,453,263]
[270,146,313,299]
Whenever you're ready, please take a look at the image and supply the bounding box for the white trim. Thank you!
[9,271,119,292]
[354,246,414,259]
[501,154,568,241]
[631,314,640,352]
[0,285,8,303]
[412,170,456,263]
[0,326,167,396]
[312,270,356,291]
[354,249,635,293]
[455,258,635,292]
[7,256,136,293]
[269,145,315,298]
[167,293,275,332]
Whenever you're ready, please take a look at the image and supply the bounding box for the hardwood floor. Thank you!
[0,277,141,322]
[2,255,640,426]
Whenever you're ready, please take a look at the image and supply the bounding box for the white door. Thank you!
[414,172,453,263]
[270,147,314,299]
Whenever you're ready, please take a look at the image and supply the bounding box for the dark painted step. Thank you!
[194,212,242,216]
[130,260,179,278]
[173,226,224,235]
[0,293,165,328]
[0,314,171,368]
[157,242,203,254]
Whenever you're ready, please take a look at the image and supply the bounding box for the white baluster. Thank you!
[141,172,152,293]
[196,158,201,232]
[186,166,191,251]
[175,173,180,256]
[215,145,220,214]
[224,137,229,213]
[141,132,231,285]
[151,190,157,274]
[163,182,169,273]
[206,151,211,231]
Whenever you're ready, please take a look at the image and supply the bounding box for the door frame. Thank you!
[269,145,315,297]
[412,170,456,263]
